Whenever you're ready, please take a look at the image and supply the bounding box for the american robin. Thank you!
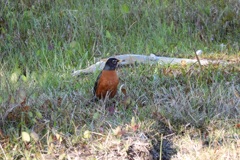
[93,58,120,99]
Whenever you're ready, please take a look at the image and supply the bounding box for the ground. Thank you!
[0,0,240,159]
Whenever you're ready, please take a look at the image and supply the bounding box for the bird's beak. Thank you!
[117,59,125,63]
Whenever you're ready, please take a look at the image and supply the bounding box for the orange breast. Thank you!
[95,70,119,99]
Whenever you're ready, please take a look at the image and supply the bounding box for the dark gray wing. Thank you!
[93,71,102,95]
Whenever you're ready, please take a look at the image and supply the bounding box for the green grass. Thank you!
[0,0,240,159]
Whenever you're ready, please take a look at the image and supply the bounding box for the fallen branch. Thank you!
[72,54,230,76]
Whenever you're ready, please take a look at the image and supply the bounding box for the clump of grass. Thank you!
[1,61,239,159]
[1,0,240,72]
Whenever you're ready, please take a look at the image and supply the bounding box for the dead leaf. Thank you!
[20,98,26,106]
[131,124,139,132]
[236,124,240,128]
[122,96,132,107]
[57,97,62,107]
[16,87,27,104]
[233,88,240,99]
[30,131,39,142]
[152,112,169,125]
[43,99,54,110]
[56,133,63,142]
[113,126,122,136]
[181,60,187,67]
[83,130,91,139]
[0,129,5,139]
[5,105,30,122]
[121,87,127,96]
[0,128,9,147]
[59,153,66,160]
[131,117,136,126]
[22,131,31,142]
[119,84,128,96]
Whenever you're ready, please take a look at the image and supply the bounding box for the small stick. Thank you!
[159,134,163,160]
[194,50,203,71]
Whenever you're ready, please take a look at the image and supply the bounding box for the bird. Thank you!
[93,58,120,99]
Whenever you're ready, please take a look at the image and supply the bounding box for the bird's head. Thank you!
[103,58,120,70]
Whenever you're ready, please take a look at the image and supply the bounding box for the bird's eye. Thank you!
[113,60,117,64]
